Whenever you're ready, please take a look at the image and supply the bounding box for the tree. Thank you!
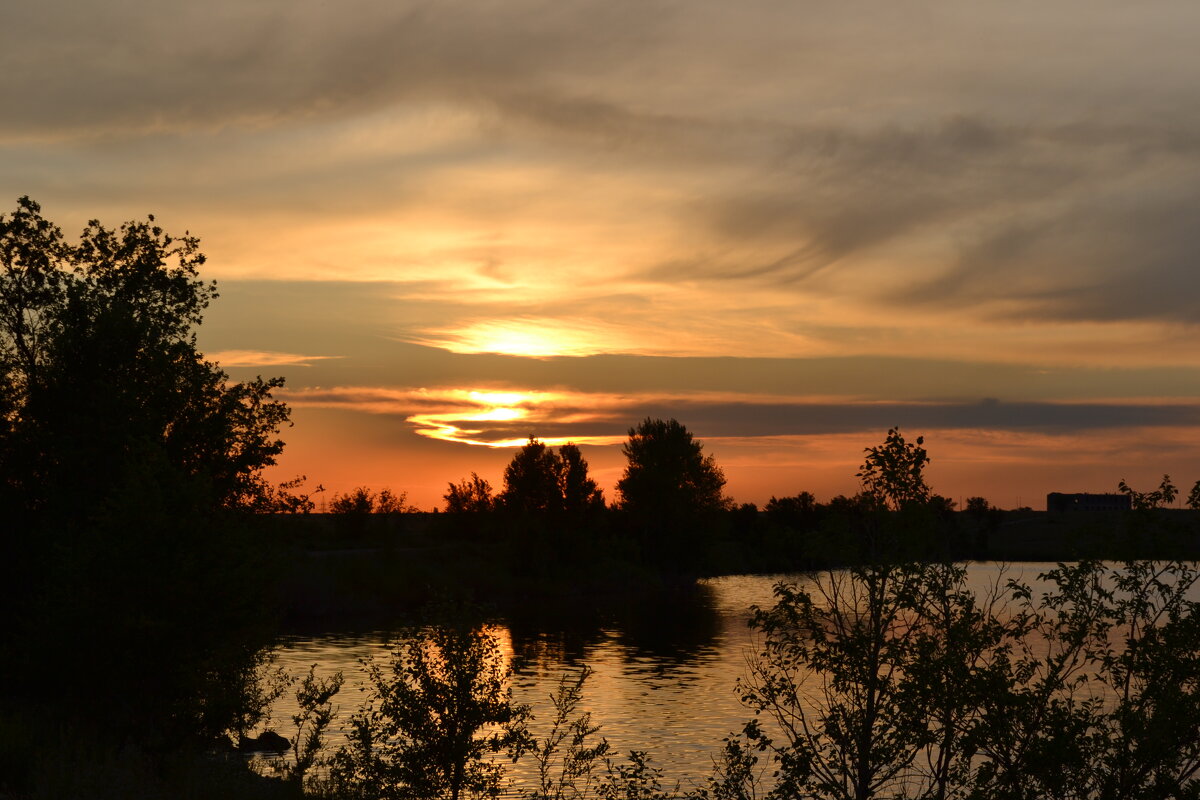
[765,491,820,531]
[735,430,1003,800]
[445,473,497,514]
[969,560,1200,800]
[855,427,930,511]
[329,612,531,800]
[0,197,295,748]
[1118,474,1178,510]
[740,561,1003,800]
[559,443,604,516]
[331,486,376,516]
[526,666,610,800]
[496,439,604,517]
[0,196,293,514]
[501,437,566,514]
[616,418,728,518]
[329,486,415,515]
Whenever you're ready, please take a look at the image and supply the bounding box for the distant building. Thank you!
[1046,492,1132,513]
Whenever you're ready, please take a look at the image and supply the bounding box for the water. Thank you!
[268,573,783,784]
[262,563,1114,785]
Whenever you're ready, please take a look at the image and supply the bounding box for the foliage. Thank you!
[764,492,820,531]
[524,666,611,800]
[328,612,531,800]
[558,443,605,516]
[445,473,498,514]
[329,486,416,515]
[616,417,728,518]
[733,431,1200,800]
[503,438,569,514]
[1118,474,1179,510]
[739,561,1003,800]
[855,427,930,511]
[499,438,605,516]
[597,751,682,800]
[0,197,297,752]
[970,560,1200,800]
[285,665,345,789]
[0,196,295,514]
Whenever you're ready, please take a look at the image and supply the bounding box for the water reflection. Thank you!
[267,565,1076,783]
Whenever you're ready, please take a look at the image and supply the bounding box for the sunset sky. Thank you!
[7,1,1200,509]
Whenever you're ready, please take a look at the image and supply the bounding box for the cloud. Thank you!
[9,0,1200,366]
[208,350,341,368]
[280,384,1200,448]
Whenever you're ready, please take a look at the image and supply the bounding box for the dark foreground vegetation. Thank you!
[3,198,1200,799]
[256,432,1200,800]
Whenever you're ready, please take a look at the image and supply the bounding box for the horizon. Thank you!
[7,1,1200,510]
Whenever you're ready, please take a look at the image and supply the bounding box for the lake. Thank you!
[267,562,1069,787]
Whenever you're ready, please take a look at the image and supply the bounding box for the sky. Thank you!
[6,0,1200,510]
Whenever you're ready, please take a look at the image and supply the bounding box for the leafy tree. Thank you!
[740,561,1002,800]
[964,496,992,515]
[0,197,295,749]
[616,417,728,518]
[969,560,1200,800]
[0,196,294,513]
[735,430,1003,800]
[855,427,930,511]
[558,442,604,516]
[1118,474,1178,510]
[526,666,610,800]
[496,439,604,517]
[331,487,376,516]
[446,473,497,514]
[765,491,820,531]
[376,488,416,515]
[502,437,566,514]
[328,612,531,800]
[329,486,415,515]
[287,665,345,790]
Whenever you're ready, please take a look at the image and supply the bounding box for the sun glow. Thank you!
[413,319,646,358]
[401,388,627,447]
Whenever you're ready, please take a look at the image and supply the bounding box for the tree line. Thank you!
[252,430,1200,800]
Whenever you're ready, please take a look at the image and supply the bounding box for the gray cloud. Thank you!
[9,0,1200,331]
[293,390,1200,444]
[204,281,1200,401]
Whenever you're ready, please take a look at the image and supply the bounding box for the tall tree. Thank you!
[501,437,565,514]
[559,442,604,515]
[0,196,292,514]
[0,197,294,746]
[616,417,728,518]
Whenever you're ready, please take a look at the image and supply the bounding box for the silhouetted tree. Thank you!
[0,196,294,514]
[328,609,531,800]
[330,487,375,516]
[766,491,820,531]
[1119,474,1178,510]
[497,438,605,518]
[964,496,993,515]
[328,486,414,515]
[445,472,497,514]
[501,437,565,514]
[855,427,930,511]
[0,197,294,749]
[616,417,728,519]
[559,442,604,516]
